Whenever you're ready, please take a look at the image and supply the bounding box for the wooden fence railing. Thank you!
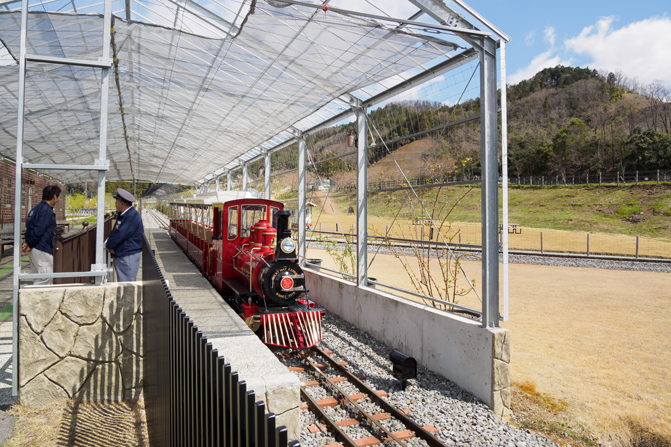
[53,215,115,284]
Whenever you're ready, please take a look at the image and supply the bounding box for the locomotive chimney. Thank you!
[276,210,291,239]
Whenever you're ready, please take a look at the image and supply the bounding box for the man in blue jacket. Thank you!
[22,185,61,285]
[106,188,144,282]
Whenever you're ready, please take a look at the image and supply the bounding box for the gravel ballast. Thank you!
[282,312,559,447]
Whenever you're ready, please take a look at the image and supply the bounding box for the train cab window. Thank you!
[240,204,267,238]
[227,206,238,240]
[270,206,280,229]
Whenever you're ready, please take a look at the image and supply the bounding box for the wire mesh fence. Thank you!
[511,170,671,186]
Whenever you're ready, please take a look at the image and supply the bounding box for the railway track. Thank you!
[278,346,447,447]
[144,208,170,229]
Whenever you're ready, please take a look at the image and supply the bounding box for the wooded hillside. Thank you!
[262,66,671,188]
[507,66,671,179]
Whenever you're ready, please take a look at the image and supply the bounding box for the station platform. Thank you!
[143,228,300,438]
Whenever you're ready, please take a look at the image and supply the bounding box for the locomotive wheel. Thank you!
[260,261,305,305]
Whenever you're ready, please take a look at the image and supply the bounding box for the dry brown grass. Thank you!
[4,400,148,447]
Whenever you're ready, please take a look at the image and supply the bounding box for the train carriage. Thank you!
[168,196,322,349]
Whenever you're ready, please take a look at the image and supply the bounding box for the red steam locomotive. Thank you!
[168,197,322,349]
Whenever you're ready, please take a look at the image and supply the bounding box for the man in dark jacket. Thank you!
[22,185,61,285]
[106,188,144,282]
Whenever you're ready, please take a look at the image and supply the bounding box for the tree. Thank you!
[550,118,589,178]
[623,129,671,171]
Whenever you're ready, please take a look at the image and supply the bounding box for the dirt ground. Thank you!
[306,246,671,440]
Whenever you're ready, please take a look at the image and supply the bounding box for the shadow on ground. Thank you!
[57,401,147,446]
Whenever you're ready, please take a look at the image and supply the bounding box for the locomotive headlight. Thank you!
[280,237,296,254]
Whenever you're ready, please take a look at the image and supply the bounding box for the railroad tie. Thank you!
[289,361,347,372]
[335,412,391,427]
[301,376,348,387]
[387,429,415,441]
[315,390,387,407]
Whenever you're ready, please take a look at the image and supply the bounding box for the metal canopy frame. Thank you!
[11,0,113,396]
[206,1,508,331]
[5,0,509,398]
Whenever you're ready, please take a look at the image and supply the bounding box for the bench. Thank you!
[499,223,522,234]
[412,217,431,225]
[57,221,71,233]
[0,239,14,263]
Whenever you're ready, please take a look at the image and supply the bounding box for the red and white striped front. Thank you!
[261,310,323,349]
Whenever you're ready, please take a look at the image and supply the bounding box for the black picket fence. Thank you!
[142,236,300,446]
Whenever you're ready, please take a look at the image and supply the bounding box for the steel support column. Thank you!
[355,101,368,287]
[242,163,248,192]
[215,177,220,192]
[94,0,112,280]
[296,133,307,262]
[479,37,499,328]
[264,150,271,200]
[11,0,29,397]
[227,172,232,191]
[500,40,509,322]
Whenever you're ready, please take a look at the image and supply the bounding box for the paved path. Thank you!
[0,252,27,443]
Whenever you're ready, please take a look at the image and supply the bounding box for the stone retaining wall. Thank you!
[19,283,142,407]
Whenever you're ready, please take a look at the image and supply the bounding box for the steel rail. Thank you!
[302,353,408,447]
[299,387,358,447]
[311,346,450,447]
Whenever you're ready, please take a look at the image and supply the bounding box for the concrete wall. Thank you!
[146,229,300,440]
[305,269,511,421]
[18,283,143,407]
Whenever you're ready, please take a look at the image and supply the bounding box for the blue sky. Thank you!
[465,0,671,86]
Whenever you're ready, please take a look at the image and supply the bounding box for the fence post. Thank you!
[542,176,544,186]
[599,172,602,185]
[530,176,532,185]
[335,223,338,232]
[636,236,639,259]
[81,221,89,283]
[587,233,590,257]
[556,175,558,185]
[617,172,620,186]
[429,227,434,240]
[459,231,462,244]
[658,170,660,184]
[572,175,575,185]
[53,226,64,285]
[540,232,543,254]
[420,226,424,241]
[636,171,638,185]
[586,173,589,184]
[319,222,322,232]
[385,225,389,237]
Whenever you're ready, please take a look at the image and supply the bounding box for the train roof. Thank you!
[170,191,254,205]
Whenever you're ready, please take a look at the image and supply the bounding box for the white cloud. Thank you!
[544,26,556,46]
[524,31,535,46]
[509,50,572,84]
[565,16,671,85]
